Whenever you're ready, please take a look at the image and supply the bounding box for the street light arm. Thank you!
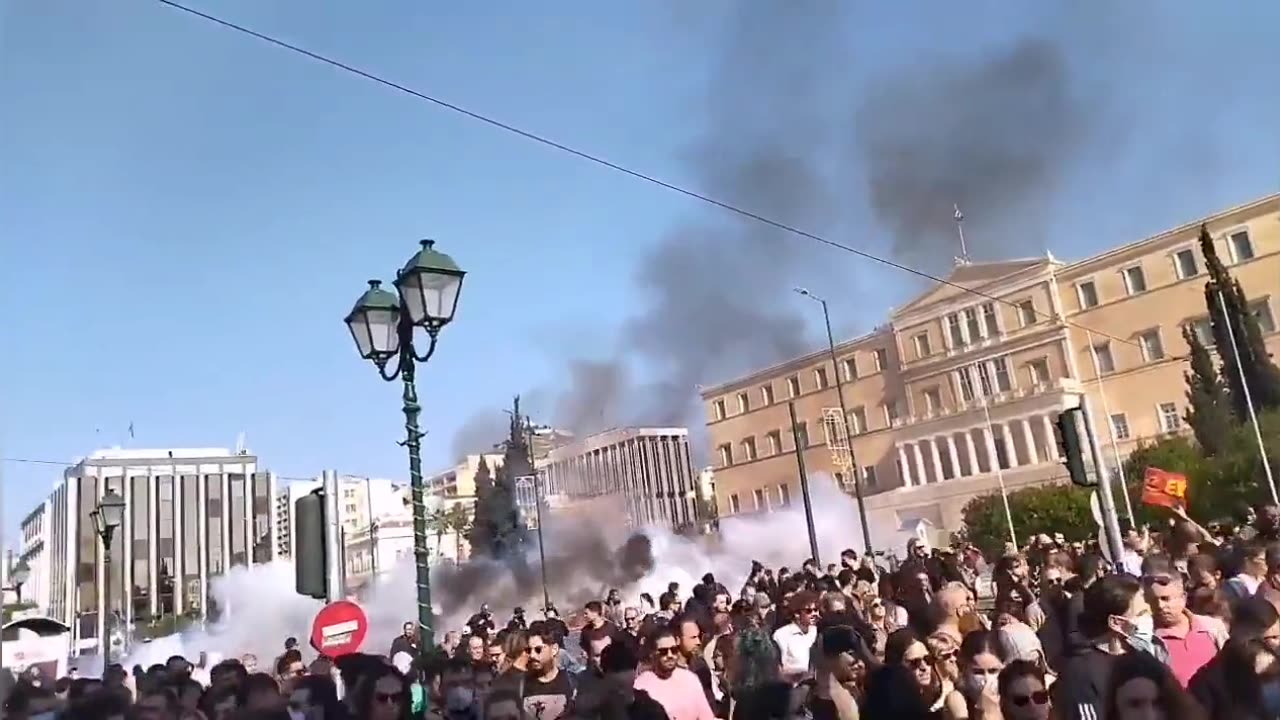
[409,328,440,364]
[377,354,405,382]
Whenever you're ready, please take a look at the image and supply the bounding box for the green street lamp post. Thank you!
[345,239,465,654]
[90,489,126,668]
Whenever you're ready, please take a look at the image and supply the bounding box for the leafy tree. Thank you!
[957,484,1094,556]
[1,601,36,623]
[1182,324,1234,456]
[445,505,472,561]
[467,396,530,558]
[1199,224,1280,418]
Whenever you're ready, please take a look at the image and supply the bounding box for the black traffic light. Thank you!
[294,489,328,600]
[1054,408,1092,487]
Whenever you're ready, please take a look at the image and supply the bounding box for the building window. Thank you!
[1138,329,1165,362]
[814,367,829,389]
[1093,342,1116,374]
[840,358,857,382]
[884,400,901,425]
[924,387,942,414]
[787,375,801,398]
[957,367,976,403]
[753,488,767,512]
[741,437,758,461]
[947,313,966,347]
[736,392,750,414]
[717,444,734,467]
[766,430,782,455]
[778,484,792,508]
[1111,413,1131,441]
[1122,265,1147,295]
[1028,357,1051,386]
[729,494,741,514]
[862,466,878,490]
[713,399,726,421]
[981,302,1000,337]
[761,384,775,406]
[1254,301,1277,334]
[964,307,982,341]
[913,333,932,358]
[992,357,1013,392]
[1017,300,1037,327]
[1159,402,1181,433]
[850,406,867,434]
[1229,230,1255,263]
[873,348,889,372]
[1187,317,1213,346]
[795,421,810,447]
[1173,248,1199,279]
[1077,280,1099,309]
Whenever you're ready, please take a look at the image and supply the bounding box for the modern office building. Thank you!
[15,501,52,613]
[29,448,276,647]
[539,427,702,530]
[702,193,1280,535]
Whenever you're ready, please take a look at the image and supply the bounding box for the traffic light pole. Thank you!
[1080,396,1126,562]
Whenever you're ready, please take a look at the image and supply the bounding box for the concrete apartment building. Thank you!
[702,194,1280,536]
[273,475,407,559]
[539,427,702,530]
[20,448,277,648]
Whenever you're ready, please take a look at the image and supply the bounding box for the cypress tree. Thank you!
[466,455,497,554]
[1199,224,1280,417]
[1182,324,1233,456]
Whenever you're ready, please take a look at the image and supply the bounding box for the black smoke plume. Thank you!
[854,39,1091,274]
[429,520,655,615]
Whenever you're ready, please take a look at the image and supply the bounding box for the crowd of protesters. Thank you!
[9,500,1280,719]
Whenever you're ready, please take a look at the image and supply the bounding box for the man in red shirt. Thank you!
[1148,574,1226,686]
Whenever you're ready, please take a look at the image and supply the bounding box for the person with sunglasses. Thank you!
[999,660,1052,720]
[633,626,715,720]
[774,591,821,682]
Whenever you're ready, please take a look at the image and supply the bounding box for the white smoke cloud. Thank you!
[120,475,914,669]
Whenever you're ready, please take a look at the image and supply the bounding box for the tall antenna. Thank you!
[953,204,970,266]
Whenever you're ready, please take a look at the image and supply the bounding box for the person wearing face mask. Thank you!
[1053,574,1165,720]
[943,630,1004,720]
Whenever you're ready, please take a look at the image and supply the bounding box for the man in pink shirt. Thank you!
[1148,574,1226,686]
[634,626,717,720]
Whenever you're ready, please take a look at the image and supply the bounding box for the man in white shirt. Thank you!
[772,590,819,681]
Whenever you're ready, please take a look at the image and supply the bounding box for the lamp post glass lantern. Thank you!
[346,239,465,657]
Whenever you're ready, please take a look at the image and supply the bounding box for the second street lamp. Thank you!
[91,488,126,668]
[345,239,465,658]
[794,288,875,556]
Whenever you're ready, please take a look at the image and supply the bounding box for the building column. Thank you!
[981,425,999,474]
[149,473,159,619]
[197,475,208,620]
[945,435,961,478]
[897,445,913,487]
[174,470,185,616]
[963,430,980,476]
[1021,418,1041,464]
[1000,422,1019,468]
[929,438,946,482]
[912,443,928,486]
[1041,414,1059,460]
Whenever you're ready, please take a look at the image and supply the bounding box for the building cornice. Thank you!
[699,327,892,398]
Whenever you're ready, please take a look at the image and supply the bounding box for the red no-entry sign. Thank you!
[310,600,368,658]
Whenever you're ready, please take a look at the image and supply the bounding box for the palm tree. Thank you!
[426,508,448,560]
[445,505,472,562]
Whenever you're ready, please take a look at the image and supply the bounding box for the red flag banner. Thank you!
[1142,467,1189,509]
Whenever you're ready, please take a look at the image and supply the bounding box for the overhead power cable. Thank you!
[153,0,1146,350]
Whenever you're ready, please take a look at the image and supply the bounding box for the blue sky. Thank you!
[3,1,1278,538]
